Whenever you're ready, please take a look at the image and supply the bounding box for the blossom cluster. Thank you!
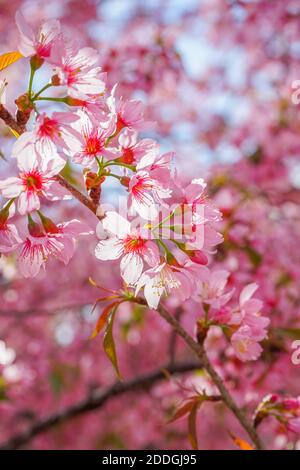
[0,11,268,366]
[198,271,269,361]
[254,395,300,434]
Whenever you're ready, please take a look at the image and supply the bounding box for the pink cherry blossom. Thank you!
[95,212,159,285]
[127,152,173,223]
[231,325,264,362]
[108,85,153,133]
[0,147,69,215]
[63,111,117,167]
[135,259,206,309]
[50,39,106,98]
[12,112,81,159]
[198,269,234,309]
[118,129,158,165]
[18,218,93,278]
[15,11,60,59]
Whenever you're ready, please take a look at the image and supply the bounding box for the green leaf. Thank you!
[103,307,122,380]
[188,402,200,450]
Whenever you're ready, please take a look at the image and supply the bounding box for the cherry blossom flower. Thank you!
[95,212,159,285]
[229,284,269,361]
[50,39,106,98]
[15,11,60,60]
[0,147,69,215]
[107,85,153,133]
[12,112,81,158]
[198,270,234,309]
[18,217,93,278]
[118,129,158,165]
[135,258,207,309]
[231,325,265,362]
[63,111,117,167]
[127,151,173,221]
[128,171,172,220]
[172,178,223,251]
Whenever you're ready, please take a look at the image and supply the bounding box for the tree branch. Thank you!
[0,103,263,450]
[155,303,264,450]
[55,175,99,216]
[0,360,200,450]
[0,104,26,134]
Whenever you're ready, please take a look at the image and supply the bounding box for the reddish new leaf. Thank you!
[168,400,196,423]
[90,301,121,339]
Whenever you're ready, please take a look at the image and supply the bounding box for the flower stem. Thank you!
[104,161,136,172]
[35,96,67,103]
[33,83,53,100]
[156,303,265,450]
[28,65,35,98]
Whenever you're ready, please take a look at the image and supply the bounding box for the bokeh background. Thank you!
[1,0,300,450]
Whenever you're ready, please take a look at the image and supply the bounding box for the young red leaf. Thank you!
[90,301,121,339]
[168,400,196,423]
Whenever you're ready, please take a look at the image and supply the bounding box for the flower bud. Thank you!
[120,176,130,188]
[28,216,44,238]
[30,55,44,71]
[51,74,61,86]
[0,206,9,229]
[38,213,60,234]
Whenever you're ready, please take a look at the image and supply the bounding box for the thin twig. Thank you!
[0,105,103,219]
[0,104,25,134]
[55,175,98,215]
[0,103,264,450]
[0,361,200,450]
[156,303,264,450]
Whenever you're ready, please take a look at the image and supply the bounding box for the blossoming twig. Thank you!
[155,303,264,450]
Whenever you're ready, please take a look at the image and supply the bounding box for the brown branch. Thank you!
[55,175,99,216]
[0,104,104,219]
[0,104,25,134]
[155,303,264,450]
[0,361,200,450]
[0,103,263,450]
